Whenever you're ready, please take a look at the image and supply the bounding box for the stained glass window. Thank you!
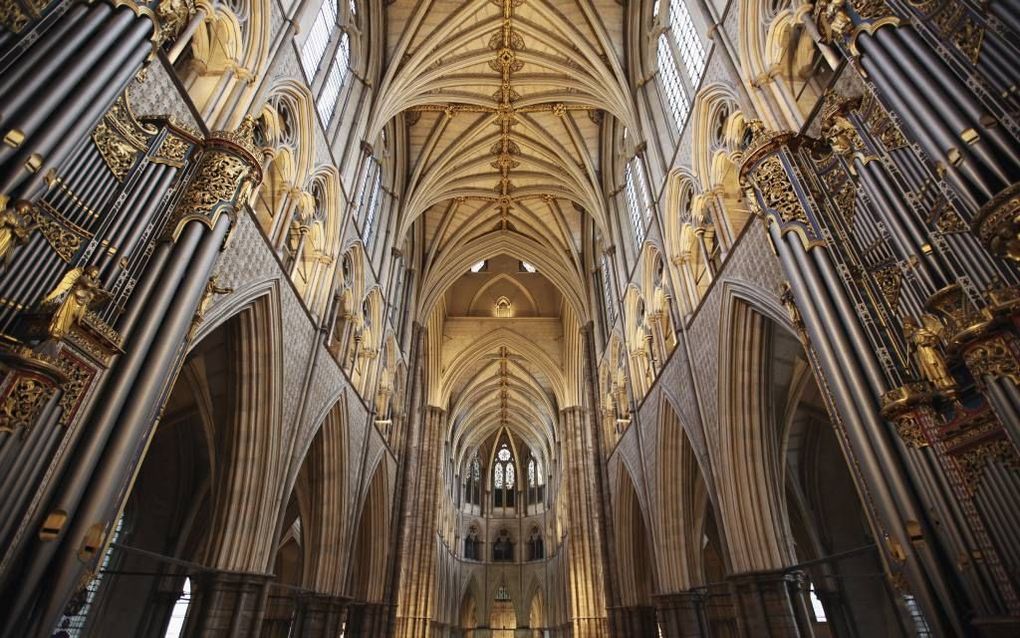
[527,458,536,487]
[493,442,516,508]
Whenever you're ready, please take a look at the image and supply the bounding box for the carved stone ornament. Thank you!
[972,182,1020,264]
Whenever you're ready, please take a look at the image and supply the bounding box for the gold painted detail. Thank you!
[165,151,250,239]
[26,200,88,262]
[903,314,957,394]
[750,156,812,228]
[925,284,994,351]
[873,265,902,310]
[917,2,984,65]
[962,333,1020,389]
[0,337,66,434]
[154,0,192,46]
[879,382,935,448]
[36,266,111,341]
[189,275,233,339]
[956,438,1015,485]
[150,132,191,167]
[972,182,1020,263]
[739,120,796,173]
[57,351,96,427]
[0,200,37,268]
[0,0,49,33]
[92,94,157,181]
[92,121,141,181]
[0,374,51,433]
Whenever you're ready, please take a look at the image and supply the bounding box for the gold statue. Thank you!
[824,113,859,158]
[903,314,956,393]
[40,266,109,339]
[0,201,37,269]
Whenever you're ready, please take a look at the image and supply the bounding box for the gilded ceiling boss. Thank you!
[0,0,1017,637]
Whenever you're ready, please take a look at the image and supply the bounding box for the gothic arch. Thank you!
[349,458,391,602]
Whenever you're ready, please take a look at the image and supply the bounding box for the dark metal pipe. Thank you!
[0,223,203,634]
[32,214,228,634]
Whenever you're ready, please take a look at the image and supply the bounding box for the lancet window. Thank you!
[464,453,482,508]
[625,157,652,247]
[360,158,382,243]
[493,442,516,509]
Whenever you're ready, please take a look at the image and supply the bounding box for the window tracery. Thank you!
[493,442,516,509]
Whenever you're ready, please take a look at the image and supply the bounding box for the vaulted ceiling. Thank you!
[374,0,631,473]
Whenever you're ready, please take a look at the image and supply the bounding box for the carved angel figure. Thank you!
[903,314,956,392]
[40,266,109,339]
[0,201,37,269]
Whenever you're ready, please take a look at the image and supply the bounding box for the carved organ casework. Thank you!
[0,62,260,631]
[742,84,1020,632]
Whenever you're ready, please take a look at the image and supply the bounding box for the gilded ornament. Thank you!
[0,200,38,268]
[925,284,993,350]
[879,383,934,448]
[155,0,193,46]
[189,275,233,338]
[0,0,48,33]
[750,156,812,229]
[903,314,957,394]
[0,376,50,433]
[972,183,1020,263]
[92,121,141,181]
[821,93,865,159]
[38,266,110,340]
[165,151,250,240]
[962,334,1020,389]
[873,265,902,310]
[956,439,1016,485]
[57,353,95,427]
[151,132,191,166]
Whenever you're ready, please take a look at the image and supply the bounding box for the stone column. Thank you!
[187,570,273,637]
[394,405,447,637]
[654,591,707,638]
[560,406,609,637]
[293,593,348,638]
[728,571,811,638]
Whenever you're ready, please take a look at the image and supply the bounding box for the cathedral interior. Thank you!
[1,0,1020,636]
